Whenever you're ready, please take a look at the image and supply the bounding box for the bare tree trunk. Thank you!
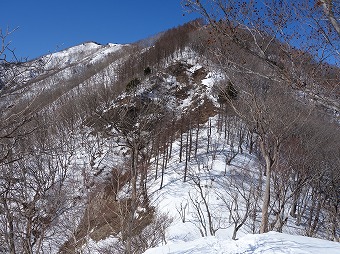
[184,132,189,182]
[260,147,273,234]
[168,133,173,159]
[195,120,200,158]
[126,145,139,254]
[165,140,169,169]
[247,130,255,154]
[207,119,212,153]
[306,192,323,237]
[179,126,183,163]
[24,217,34,254]
[189,124,193,161]
[290,189,299,218]
[154,142,159,180]
[160,145,167,189]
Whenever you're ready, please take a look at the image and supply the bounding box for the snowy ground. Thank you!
[142,116,340,253]
[83,114,340,253]
[143,231,340,254]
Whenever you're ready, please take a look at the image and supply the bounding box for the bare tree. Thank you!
[182,0,340,234]
[93,93,168,253]
[189,175,219,236]
[0,29,82,253]
[0,115,77,253]
[183,0,340,116]
[217,167,258,240]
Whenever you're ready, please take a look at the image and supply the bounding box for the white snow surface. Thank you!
[143,231,340,254]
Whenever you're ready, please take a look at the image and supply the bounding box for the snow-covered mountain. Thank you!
[0,41,130,112]
[43,42,122,69]
[1,21,339,254]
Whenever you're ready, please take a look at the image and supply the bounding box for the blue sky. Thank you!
[1,0,197,60]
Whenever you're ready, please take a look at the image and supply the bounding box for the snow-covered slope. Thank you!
[43,41,124,69]
[81,107,340,253]
[142,112,340,254]
[144,232,340,254]
[64,52,339,253]
[0,41,130,112]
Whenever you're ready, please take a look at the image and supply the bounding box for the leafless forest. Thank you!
[0,1,339,253]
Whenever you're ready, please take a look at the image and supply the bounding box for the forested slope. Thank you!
[0,19,339,253]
